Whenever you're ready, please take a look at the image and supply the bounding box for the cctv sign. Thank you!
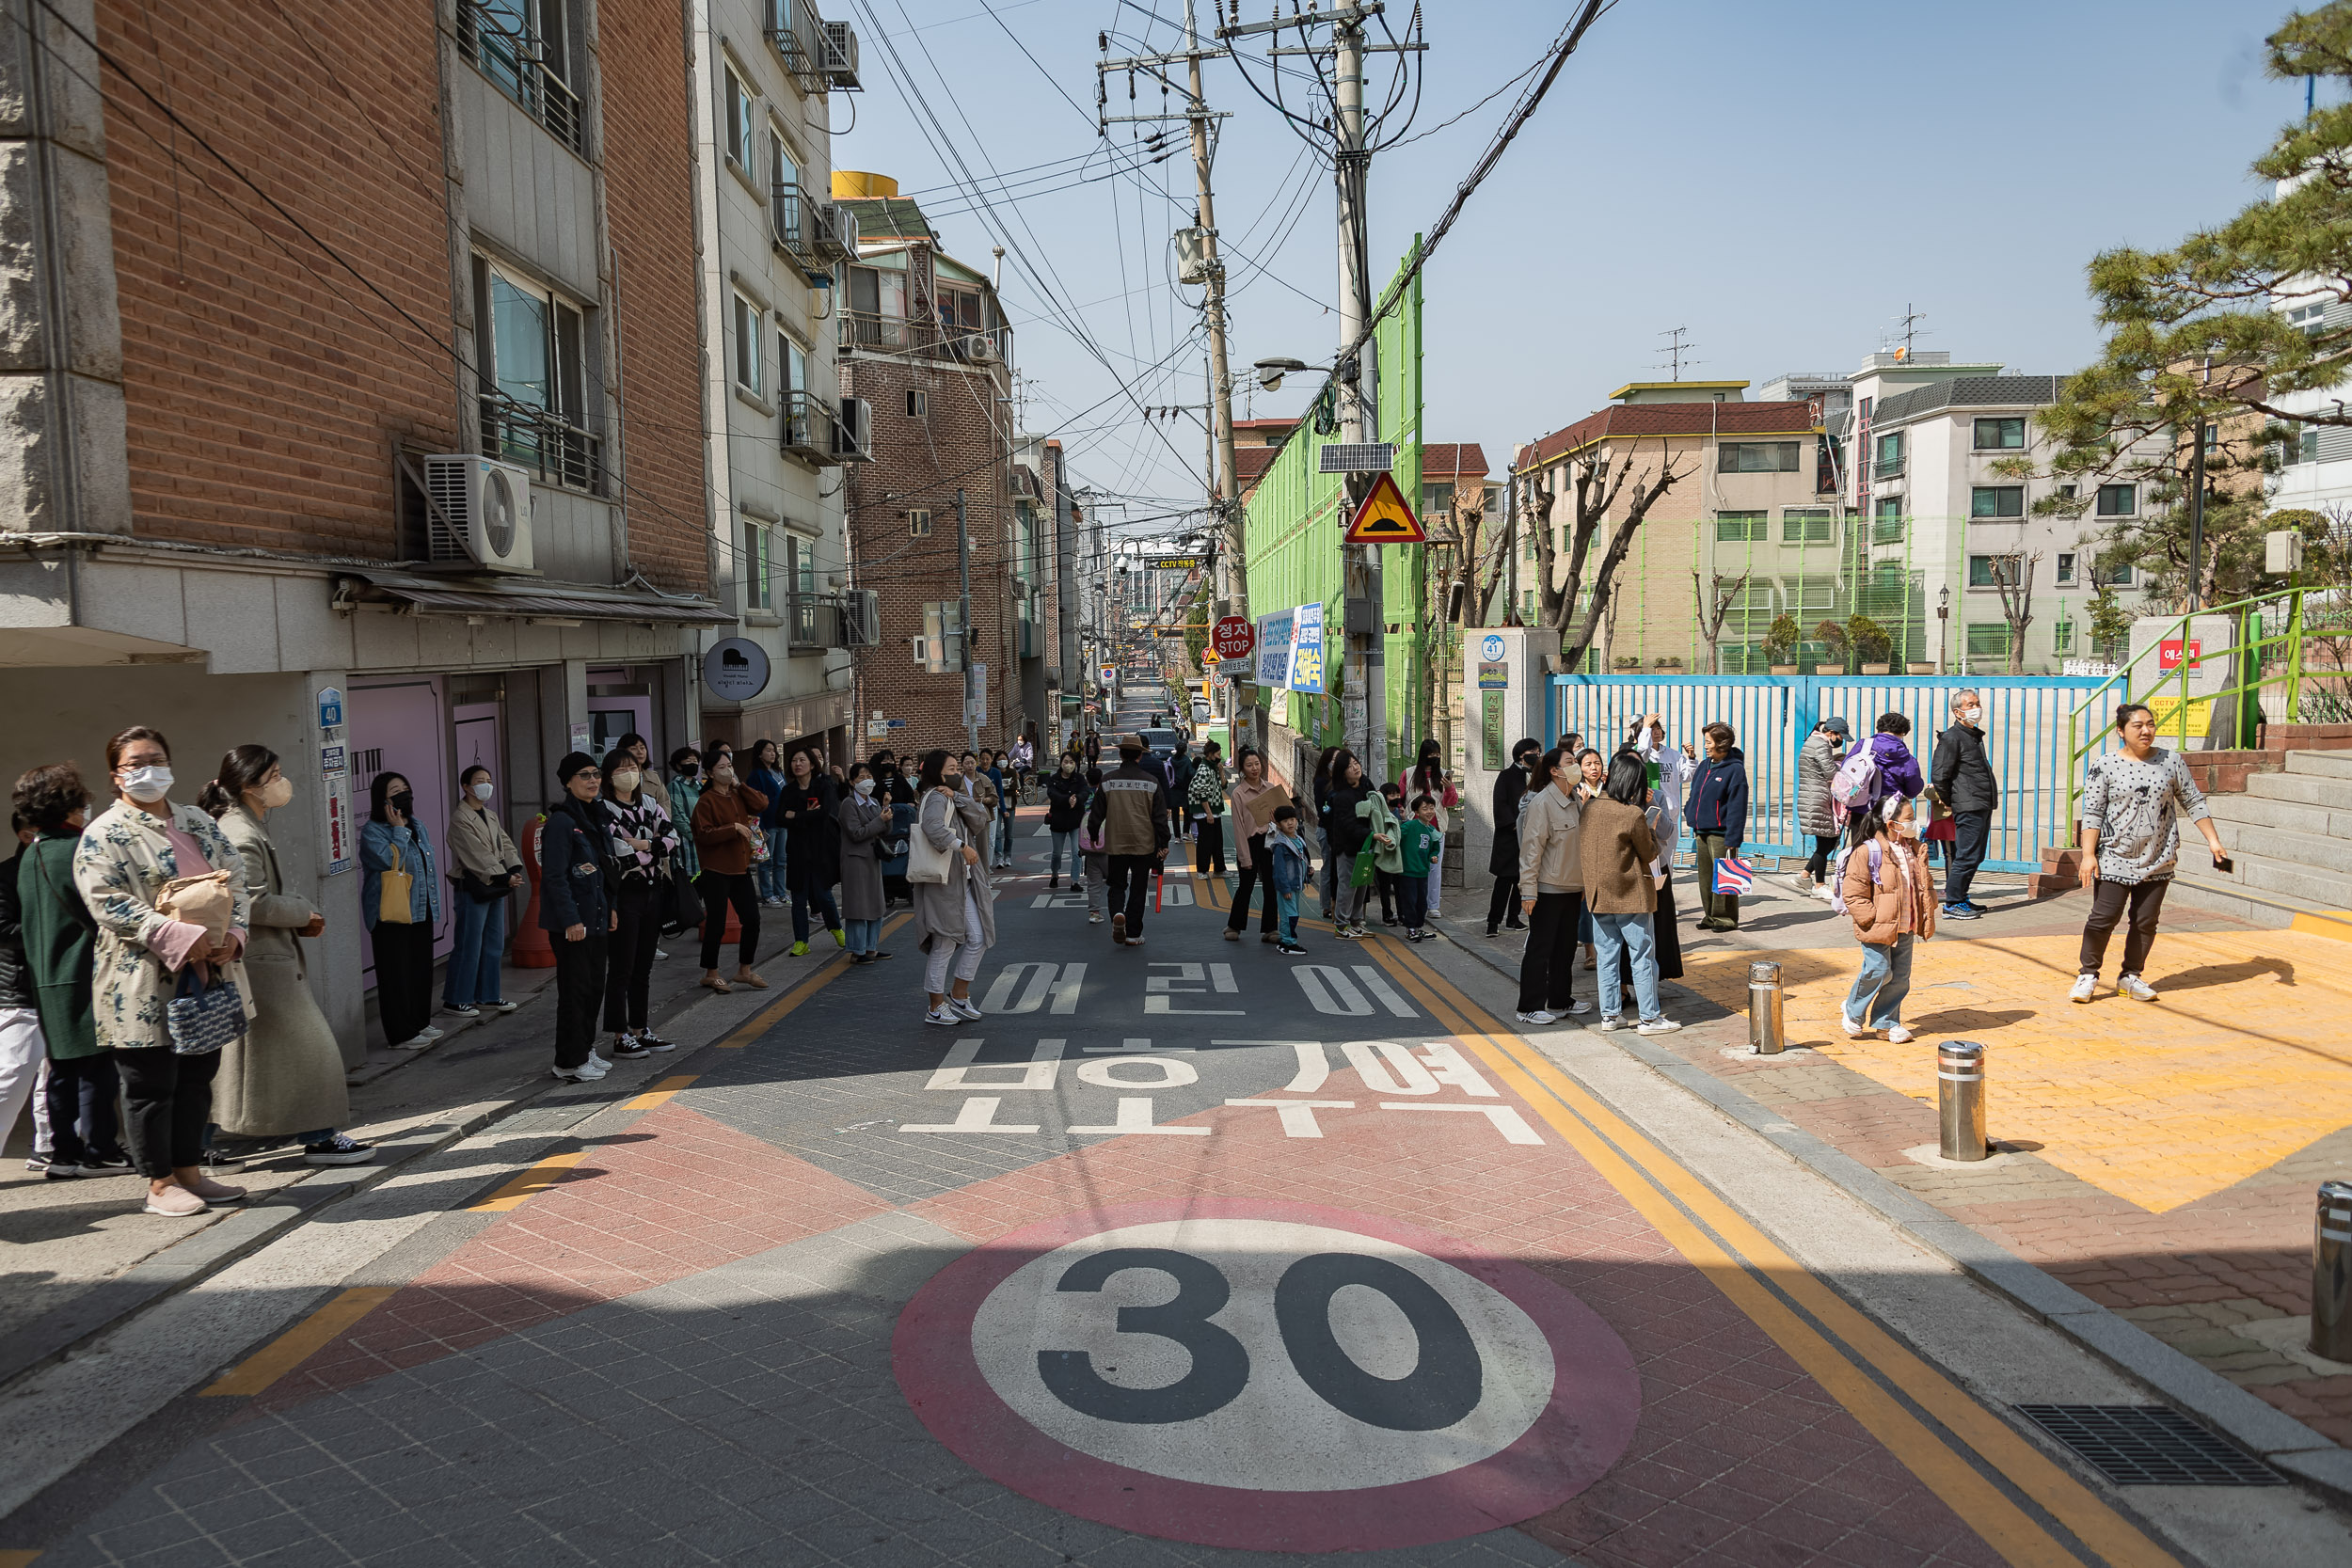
[704,637,772,702]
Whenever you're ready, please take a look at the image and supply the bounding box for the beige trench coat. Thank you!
[212,803,357,1131]
[72,799,255,1053]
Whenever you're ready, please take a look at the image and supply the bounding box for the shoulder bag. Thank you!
[907,799,957,885]
[377,841,415,925]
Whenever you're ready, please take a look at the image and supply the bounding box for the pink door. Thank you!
[350,678,453,983]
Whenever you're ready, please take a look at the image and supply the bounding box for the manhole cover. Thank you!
[2015,1404,2282,1486]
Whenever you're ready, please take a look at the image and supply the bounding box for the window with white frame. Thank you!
[1717,441,1800,473]
[1969,485,2026,519]
[473,257,593,484]
[2288,301,2325,333]
[742,519,773,610]
[2056,551,2078,585]
[1968,554,2022,588]
[732,293,763,397]
[2096,483,2136,516]
[908,508,933,537]
[724,68,755,171]
[1781,508,1833,542]
[906,388,927,418]
[1972,417,2026,450]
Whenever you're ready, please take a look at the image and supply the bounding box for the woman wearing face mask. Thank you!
[666,746,705,885]
[540,753,620,1081]
[913,749,994,1025]
[779,745,845,957]
[1224,749,1283,942]
[599,749,678,1057]
[691,744,767,992]
[360,771,441,1051]
[837,763,893,963]
[72,727,254,1217]
[200,747,372,1164]
[1837,793,1936,1042]
[1043,750,1087,890]
[443,765,522,1021]
[745,739,789,908]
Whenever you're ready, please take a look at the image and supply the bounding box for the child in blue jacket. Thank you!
[1266,804,1312,955]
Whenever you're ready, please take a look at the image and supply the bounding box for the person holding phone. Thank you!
[2070,703,2228,1004]
[443,765,522,1020]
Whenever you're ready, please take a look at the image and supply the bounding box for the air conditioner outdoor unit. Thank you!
[818,20,860,88]
[834,396,872,462]
[963,335,996,364]
[843,588,880,647]
[422,454,533,572]
[813,202,857,263]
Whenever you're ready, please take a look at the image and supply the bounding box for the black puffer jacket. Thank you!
[1488,763,1531,877]
[1931,723,1999,816]
[0,847,32,1008]
[1044,767,1088,831]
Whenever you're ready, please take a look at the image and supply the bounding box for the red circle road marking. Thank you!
[893,1197,1640,1553]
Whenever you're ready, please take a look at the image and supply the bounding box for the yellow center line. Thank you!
[627,1074,701,1110]
[469,1148,587,1213]
[199,1286,399,1398]
[1359,936,2180,1568]
[716,910,910,1047]
[0,1548,44,1566]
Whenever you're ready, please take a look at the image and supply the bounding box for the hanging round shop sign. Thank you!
[893,1197,1639,1553]
[703,638,771,703]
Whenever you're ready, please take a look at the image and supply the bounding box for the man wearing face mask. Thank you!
[540,752,621,1081]
[1931,689,1999,919]
[444,766,522,1020]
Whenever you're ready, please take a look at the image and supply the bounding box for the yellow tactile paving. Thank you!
[1679,928,2352,1213]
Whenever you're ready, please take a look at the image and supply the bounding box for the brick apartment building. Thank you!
[834,175,1040,756]
[0,0,720,1052]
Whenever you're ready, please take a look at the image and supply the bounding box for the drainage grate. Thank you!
[2015,1405,2283,1486]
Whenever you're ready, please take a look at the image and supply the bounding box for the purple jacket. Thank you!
[1867,733,1924,802]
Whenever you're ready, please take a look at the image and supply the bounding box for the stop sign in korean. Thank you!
[1212,615,1254,660]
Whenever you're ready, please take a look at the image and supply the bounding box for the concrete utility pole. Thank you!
[1097,1,1252,752]
[957,486,977,752]
[1334,8,1382,781]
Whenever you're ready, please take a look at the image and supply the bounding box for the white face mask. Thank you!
[1961,706,1982,725]
[259,775,294,810]
[612,769,642,793]
[121,765,172,802]
[471,781,496,801]
[854,778,876,797]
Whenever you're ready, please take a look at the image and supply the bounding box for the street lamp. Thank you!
[1937,584,1951,674]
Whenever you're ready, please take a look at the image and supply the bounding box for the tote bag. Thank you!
[1711,852,1754,897]
[377,842,415,925]
[907,803,956,886]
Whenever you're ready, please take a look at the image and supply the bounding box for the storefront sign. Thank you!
[2157,639,2202,671]
[567,721,591,756]
[704,637,772,702]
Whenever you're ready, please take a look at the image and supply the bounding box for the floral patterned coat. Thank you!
[72,799,255,1052]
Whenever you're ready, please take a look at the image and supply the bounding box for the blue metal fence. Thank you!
[1545,673,2108,874]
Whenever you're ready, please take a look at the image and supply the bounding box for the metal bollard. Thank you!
[1748,961,1785,1055]
[1937,1040,1987,1162]
[2316,1180,2352,1363]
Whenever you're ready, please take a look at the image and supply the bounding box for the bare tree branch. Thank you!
[1692,570,1752,675]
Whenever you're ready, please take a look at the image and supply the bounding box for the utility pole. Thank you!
[1097,1,1252,752]
[957,486,977,752]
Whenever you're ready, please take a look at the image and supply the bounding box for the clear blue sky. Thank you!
[834,0,2308,518]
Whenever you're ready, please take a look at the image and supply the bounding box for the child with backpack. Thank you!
[1398,795,1443,942]
[1266,804,1312,955]
[1835,793,1937,1042]
[1078,766,1109,925]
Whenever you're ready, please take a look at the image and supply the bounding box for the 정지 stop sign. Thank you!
[1212,615,1255,661]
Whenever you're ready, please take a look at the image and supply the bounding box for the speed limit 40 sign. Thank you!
[894,1198,1639,1552]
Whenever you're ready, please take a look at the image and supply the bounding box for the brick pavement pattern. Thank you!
[1668,927,2352,1443]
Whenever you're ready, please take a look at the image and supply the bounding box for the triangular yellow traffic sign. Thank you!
[1343,471,1425,544]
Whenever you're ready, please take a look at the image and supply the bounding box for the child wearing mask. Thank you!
[1397,796,1443,942]
[1837,792,1937,1042]
[1266,804,1312,956]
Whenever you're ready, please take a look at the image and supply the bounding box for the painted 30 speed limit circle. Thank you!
[894,1198,1640,1553]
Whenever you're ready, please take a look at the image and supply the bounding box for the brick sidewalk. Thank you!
[1436,873,2352,1445]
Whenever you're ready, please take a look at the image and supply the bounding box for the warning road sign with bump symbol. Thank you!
[1343,472,1425,545]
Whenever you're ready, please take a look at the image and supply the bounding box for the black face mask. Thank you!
[389,791,415,818]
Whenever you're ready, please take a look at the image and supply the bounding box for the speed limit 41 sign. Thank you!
[1211,615,1255,661]
[894,1197,1638,1552]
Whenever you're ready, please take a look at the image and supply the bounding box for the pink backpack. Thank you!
[1829,747,1881,826]
[1827,840,1883,916]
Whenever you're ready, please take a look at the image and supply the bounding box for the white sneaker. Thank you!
[925,1006,961,1027]
[1636,1018,1682,1037]
[487,999,520,1013]
[1886,1024,1915,1044]
[1839,1011,1868,1038]
[1812,884,1836,904]
[2117,974,2157,1002]
[1563,998,1593,1016]
[1088,911,1104,924]
[551,1058,608,1082]
[1596,1015,1626,1032]
[950,997,983,1022]
[390,1035,431,1051]
[652,947,669,961]
[414,1025,444,1042]
[1516,1009,1560,1026]
[2069,973,2097,1005]
[589,1051,612,1069]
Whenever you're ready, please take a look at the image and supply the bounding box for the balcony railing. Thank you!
[481,395,603,493]
[787,593,847,651]
[1868,513,1907,546]
[1872,457,1905,481]
[771,182,822,271]
[458,1,584,156]
[781,388,843,465]
[842,309,906,351]
[766,0,821,86]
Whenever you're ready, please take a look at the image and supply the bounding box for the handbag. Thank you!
[907,803,956,885]
[1711,853,1755,897]
[377,842,415,924]
[659,861,705,934]
[1351,845,1380,888]
[166,967,246,1056]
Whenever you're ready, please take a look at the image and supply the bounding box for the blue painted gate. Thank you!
[1544,673,2107,874]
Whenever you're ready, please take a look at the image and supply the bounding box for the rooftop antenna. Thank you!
[1890,303,1930,361]
[1656,325,1701,380]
